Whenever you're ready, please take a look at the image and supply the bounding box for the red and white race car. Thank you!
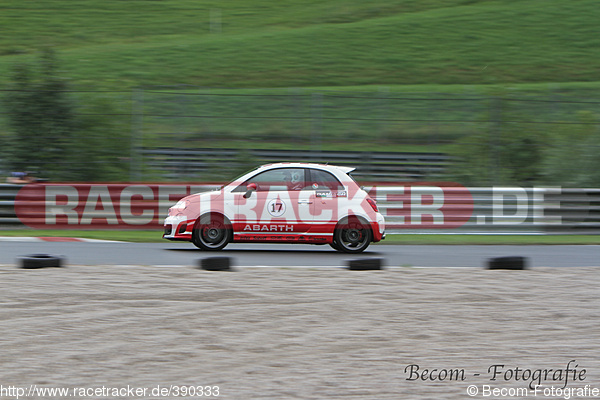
[163,163,385,253]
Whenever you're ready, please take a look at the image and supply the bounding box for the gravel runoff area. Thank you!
[1,264,599,400]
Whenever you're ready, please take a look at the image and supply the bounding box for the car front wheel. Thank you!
[192,214,231,251]
[333,218,372,253]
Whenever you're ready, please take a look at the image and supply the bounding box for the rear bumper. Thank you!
[371,214,386,242]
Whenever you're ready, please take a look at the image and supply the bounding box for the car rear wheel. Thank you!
[333,217,372,253]
[192,214,231,251]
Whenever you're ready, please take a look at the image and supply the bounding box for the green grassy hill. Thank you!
[1,0,599,89]
[2,0,599,185]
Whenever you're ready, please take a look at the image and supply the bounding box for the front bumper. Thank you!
[163,215,194,240]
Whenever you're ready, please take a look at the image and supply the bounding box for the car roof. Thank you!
[260,162,356,174]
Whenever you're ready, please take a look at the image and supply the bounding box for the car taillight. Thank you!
[366,197,379,212]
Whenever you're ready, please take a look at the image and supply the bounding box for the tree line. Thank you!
[1,48,129,182]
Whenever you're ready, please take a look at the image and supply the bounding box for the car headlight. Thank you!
[168,199,190,216]
[172,199,189,210]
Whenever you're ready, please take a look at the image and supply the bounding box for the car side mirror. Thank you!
[243,183,257,199]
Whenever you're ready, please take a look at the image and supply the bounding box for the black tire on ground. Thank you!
[347,258,385,270]
[329,238,343,252]
[487,256,528,270]
[19,254,63,269]
[333,217,372,253]
[192,214,232,251]
[199,257,233,271]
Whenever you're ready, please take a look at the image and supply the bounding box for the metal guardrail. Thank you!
[1,184,599,234]
[367,187,600,234]
[140,148,451,181]
[0,184,23,225]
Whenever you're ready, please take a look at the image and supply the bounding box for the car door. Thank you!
[233,168,312,239]
[307,168,347,232]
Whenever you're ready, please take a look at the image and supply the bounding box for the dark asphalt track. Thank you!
[0,240,598,268]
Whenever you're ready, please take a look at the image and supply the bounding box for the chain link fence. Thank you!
[2,86,599,185]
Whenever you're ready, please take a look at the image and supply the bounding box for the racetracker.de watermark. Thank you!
[13,183,567,230]
[0,384,220,399]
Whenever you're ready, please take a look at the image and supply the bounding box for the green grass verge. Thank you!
[0,229,162,243]
[0,230,598,245]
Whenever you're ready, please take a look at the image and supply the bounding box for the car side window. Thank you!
[236,168,308,192]
[309,169,344,191]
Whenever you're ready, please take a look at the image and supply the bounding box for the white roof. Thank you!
[260,162,355,174]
